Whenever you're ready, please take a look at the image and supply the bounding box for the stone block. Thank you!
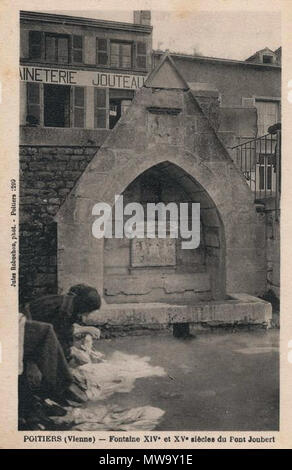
[89,148,115,172]
[201,208,220,227]
[35,273,56,286]
[138,88,184,109]
[85,294,272,329]
[193,133,225,161]
[205,229,220,248]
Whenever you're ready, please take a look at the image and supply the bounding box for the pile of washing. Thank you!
[50,326,166,431]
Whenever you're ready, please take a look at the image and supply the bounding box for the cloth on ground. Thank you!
[42,328,166,430]
[52,404,165,431]
[76,351,166,401]
[50,341,166,430]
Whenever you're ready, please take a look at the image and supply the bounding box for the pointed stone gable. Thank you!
[145,52,189,90]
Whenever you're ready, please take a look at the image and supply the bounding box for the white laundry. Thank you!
[77,351,166,401]
[52,404,165,431]
[51,336,166,431]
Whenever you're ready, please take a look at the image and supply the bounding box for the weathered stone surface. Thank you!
[85,294,272,330]
[55,83,266,298]
[104,272,210,296]
[131,238,176,267]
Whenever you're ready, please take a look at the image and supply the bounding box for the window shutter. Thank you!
[72,35,83,63]
[135,41,147,70]
[96,38,109,66]
[29,31,43,60]
[73,86,85,128]
[94,88,107,128]
[26,82,41,125]
[20,30,29,59]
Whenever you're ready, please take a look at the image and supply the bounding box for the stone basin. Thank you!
[84,293,272,330]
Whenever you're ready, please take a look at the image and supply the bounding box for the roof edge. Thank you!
[153,50,281,69]
[20,10,153,34]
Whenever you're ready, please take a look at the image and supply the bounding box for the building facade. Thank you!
[20,10,152,145]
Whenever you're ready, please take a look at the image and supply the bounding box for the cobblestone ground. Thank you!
[92,329,279,431]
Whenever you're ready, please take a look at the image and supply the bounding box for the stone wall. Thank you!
[265,205,280,299]
[19,145,97,303]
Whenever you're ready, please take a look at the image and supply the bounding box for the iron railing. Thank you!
[231,131,281,216]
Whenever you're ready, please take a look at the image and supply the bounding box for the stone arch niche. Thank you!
[104,162,226,304]
[56,84,266,301]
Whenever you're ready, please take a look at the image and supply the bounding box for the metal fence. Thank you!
[231,131,281,216]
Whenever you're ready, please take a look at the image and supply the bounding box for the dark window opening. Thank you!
[109,99,122,129]
[109,89,134,129]
[45,33,69,64]
[44,84,70,127]
[262,55,273,64]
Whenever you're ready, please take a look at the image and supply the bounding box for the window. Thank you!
[110,42,132,68]
[108,89,134,129]
[45,34,69,64]
[28,31,84,64]
[73,87,85,128]
[109,99,121,129]
[94,88,107,128]
[26,82,41,125]
[96,38,109,66]
[27,83,86,128]
[72,35,83,63]
[258,155,273,190]
[136,42,147,69]
[44,84,70,127]
[96,39,147,70]
[262,55,273,64]
[255,100,279,136]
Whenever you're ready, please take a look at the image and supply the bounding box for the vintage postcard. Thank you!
[0,0,291,451]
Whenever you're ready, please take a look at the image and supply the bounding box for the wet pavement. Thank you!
[92,329,279,431]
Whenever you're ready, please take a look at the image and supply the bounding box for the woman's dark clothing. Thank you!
[24,285,101,360]
[23,319,73,396]
[24,294,75,359]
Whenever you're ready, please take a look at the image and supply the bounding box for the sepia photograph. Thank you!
[2,0,291,451]
[16,6,282,434]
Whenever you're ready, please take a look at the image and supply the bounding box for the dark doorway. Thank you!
[109,99,122,129]
[44,84,70,127]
